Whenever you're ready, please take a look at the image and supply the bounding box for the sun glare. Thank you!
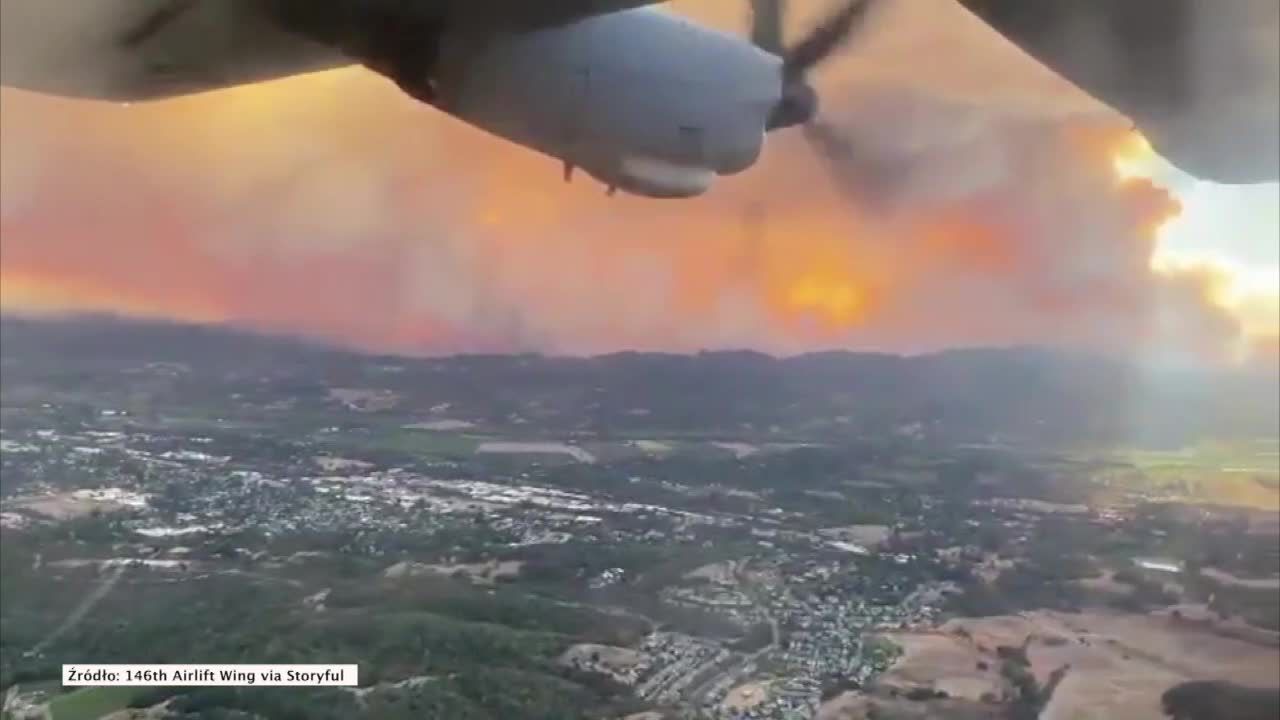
[1114,132,1280,358]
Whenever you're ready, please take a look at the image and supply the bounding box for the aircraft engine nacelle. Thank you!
[426,8,785,198]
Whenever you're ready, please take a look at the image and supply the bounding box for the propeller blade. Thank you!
[783,0,877,78]
[749,0,786,55]
[802,119,858,188]
[802,119,902,210]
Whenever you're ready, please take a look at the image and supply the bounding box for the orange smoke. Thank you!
[0,1,1257,363]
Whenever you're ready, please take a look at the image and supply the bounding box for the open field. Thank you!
[1121,440,1280,474]
[722,680,771,712]
[874,630,1006,702]
[1092,441,1280,510]
[816,690,998,720]
[48,686,144,720]
[877,609,1280,720]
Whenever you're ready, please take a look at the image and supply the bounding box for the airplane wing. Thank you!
[956,0,1279,182]
[454,0,665,29]
[0,0,663,101]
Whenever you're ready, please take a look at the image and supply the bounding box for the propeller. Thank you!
[749,0,890,209]
[750,0,879,132]
[801,117,907,211]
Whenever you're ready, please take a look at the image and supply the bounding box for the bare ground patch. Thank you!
[6,489,146,520]
[817,691,1000,720]
[683,560,738,585]
[559,644,647,686]
[383,559,523,585]
[722,680,771,713]
[876,609,1280,720]
[819,525,892,549]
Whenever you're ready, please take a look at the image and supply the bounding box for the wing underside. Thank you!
[0,0,663,101]
[0,0,348,100]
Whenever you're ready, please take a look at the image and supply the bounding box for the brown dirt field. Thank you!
[722,681,771,712]
[878,609,1280,720]
[1153,605,1280,647]
[874,631,1007,701]
[817,691,1000,720]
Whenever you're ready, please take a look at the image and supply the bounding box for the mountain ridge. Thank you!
[2,313,1275,448]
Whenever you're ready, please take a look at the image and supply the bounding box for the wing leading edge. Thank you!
[0,0,664,102]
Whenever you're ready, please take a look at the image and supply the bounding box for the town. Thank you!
[2,321,1277,720]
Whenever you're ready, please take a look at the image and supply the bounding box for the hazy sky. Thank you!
[1,0,1276,366]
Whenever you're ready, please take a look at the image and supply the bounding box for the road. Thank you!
[686,559,783,705]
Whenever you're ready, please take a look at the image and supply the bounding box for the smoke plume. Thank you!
[0,0,1268,366]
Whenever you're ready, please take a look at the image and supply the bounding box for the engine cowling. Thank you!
[426,7,785,198]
